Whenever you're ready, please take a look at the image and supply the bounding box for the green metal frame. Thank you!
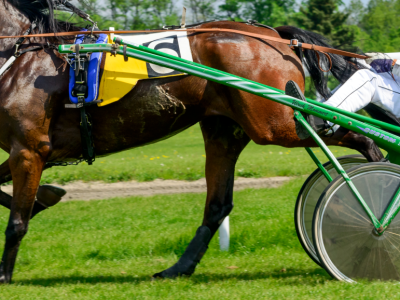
[58,40,400,234]
[294,111,382,230]
[304,147,333,183]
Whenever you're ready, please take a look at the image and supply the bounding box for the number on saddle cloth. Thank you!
[69,29,108,104]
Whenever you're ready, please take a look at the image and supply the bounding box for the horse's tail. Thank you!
[274,25,364,99]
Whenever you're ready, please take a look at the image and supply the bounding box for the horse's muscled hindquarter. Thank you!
[0,0,383,283]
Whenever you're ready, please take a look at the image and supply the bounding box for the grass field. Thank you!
[0,124,362,185]
[0,179,398,299]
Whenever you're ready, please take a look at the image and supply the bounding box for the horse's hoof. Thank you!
[152,265,193,279]
[152,272,166,279]
[152,271,178,279]
[0,274,10,284]
[36,185,66,207]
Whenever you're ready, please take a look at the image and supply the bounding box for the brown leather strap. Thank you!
[0,28,369,60]
[315,50,333,72]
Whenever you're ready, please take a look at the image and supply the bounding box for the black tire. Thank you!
[295,155,367,266]
[313,162,400,282]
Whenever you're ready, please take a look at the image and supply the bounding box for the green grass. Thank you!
[0,124,361,185]
[0,179,398,299]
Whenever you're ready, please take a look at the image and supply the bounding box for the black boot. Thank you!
[285,80,329,140]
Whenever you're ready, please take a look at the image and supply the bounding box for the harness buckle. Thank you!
[69,45,84,52]
[110,43,119,57]
[289,39,302,48]
[14,44,20,55]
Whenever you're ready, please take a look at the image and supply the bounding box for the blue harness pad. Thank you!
[69,30,108,104]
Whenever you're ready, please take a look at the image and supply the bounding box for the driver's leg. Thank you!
[324,69,379,113]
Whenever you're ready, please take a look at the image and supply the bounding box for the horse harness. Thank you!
[0,20,97,166]
[0,22,41,77]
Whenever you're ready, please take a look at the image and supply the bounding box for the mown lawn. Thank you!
[0,124,361,185]
[0,178,398,299]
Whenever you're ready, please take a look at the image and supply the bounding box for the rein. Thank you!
[0,28,369,63]
[0,22,45,77]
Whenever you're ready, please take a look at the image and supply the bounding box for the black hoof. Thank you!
[40,185,67,198]
[36,185,66,207]
[152,271,169,279]
[152,265,193,279]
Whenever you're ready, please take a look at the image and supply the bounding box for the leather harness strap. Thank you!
[314,51,333,72]
[0,28,369,60]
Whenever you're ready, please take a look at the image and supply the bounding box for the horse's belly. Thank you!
[90,79,201,155]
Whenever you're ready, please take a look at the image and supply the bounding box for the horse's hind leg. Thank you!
[325,127,384,162]
[154,116,250,278]
[0,159,66,218]
[0,146,48,283]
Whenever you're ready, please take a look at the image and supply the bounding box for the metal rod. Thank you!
[294,111,382,230]
[305,147,333,182]
[116,38,400,136]
[379,185,400,234]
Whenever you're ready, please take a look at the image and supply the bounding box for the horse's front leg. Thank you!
[154,116,250,278]
[0,145,47,283]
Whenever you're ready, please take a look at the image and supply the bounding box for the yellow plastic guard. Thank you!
[98,49,149,106]
[98,35,187,107]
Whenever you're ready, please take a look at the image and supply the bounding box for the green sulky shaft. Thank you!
[115,37,400,136]
[58,43,400,159]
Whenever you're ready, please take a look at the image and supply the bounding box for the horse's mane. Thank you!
[4,0,79,37]
[275,26,367,100]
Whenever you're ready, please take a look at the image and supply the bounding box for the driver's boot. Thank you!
[285,80,330,140]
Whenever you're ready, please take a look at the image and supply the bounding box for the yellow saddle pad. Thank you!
[97,31,193,107]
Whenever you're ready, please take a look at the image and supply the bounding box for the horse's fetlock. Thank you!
[5,221,27,241]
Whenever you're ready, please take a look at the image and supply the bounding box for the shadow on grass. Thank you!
[192,267,332,286]
[15,267,331,286]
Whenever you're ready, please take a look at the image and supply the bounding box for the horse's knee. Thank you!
[10,145,50,174]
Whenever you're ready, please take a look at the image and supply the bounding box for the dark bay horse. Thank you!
[0,0,383,283]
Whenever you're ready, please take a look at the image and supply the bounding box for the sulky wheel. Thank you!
[295,155,367,266]
[313,162,400,282]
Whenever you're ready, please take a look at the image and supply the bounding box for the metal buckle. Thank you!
[289,39,302,48]
[65,99,103,109]
[110,43,119,57]
[65,103,83,108]
[69,45,85,52]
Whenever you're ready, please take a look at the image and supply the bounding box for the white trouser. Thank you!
[324,69,400,118]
